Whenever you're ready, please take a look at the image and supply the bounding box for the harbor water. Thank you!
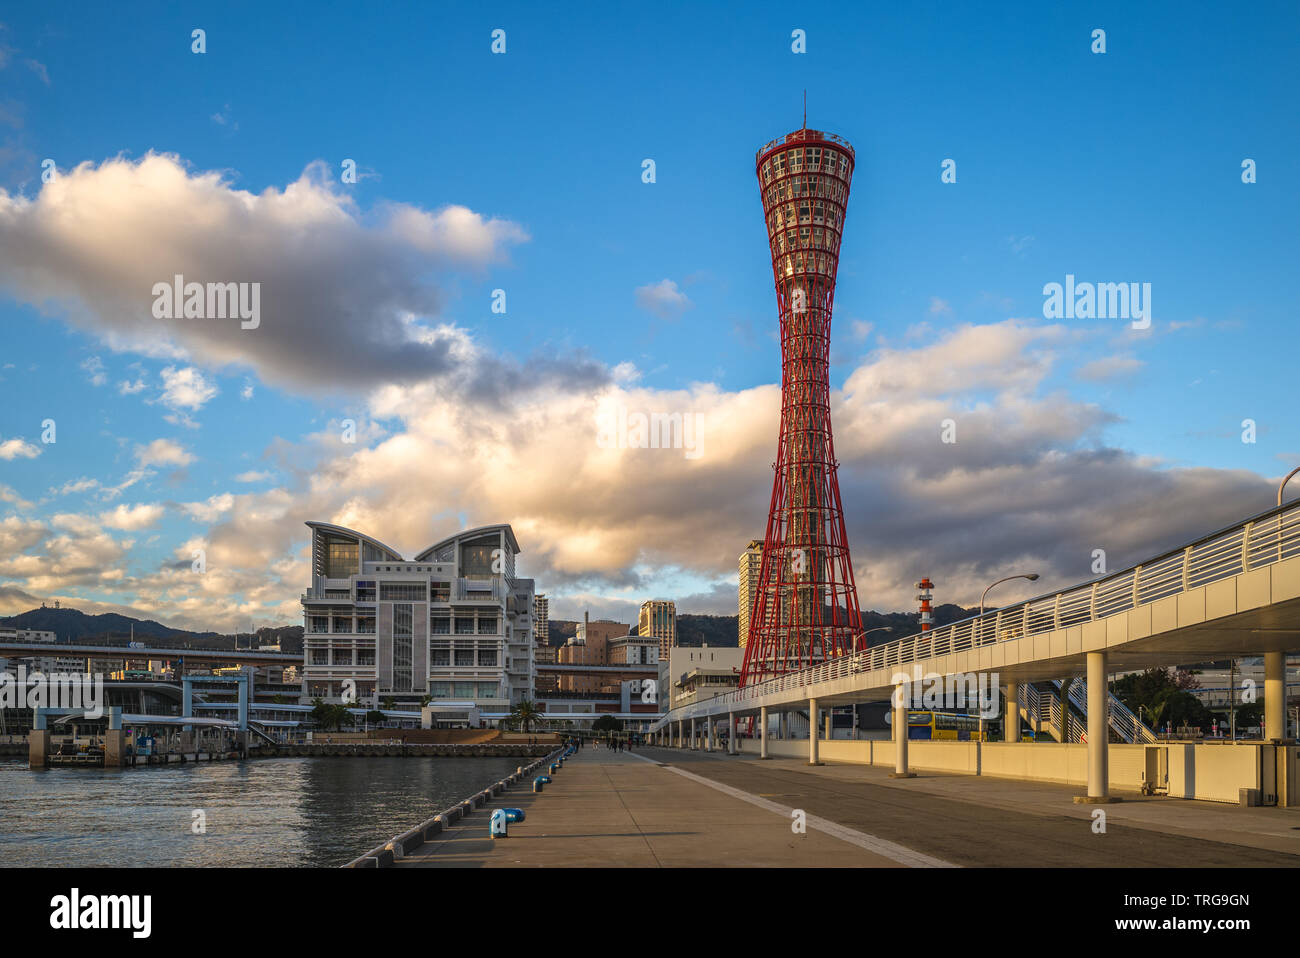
[0,755,523,867]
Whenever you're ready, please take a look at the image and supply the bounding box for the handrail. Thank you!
[650,500,1299,732]
[1059,679,1159,744]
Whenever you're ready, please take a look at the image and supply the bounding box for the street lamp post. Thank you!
[1278,466,1300,563]
[843,627,892,739]
[979,573,1041,616]
[977,573,1040,740]
[1279,465,1300,507]
[978,573,1040,647]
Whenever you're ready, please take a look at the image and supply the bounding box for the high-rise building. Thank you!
[639,599,676,660]
[556,612,631,693]
[741,123,864,686]
[738,538,763,649]
[301,521,535,711]
[533,594,549,648]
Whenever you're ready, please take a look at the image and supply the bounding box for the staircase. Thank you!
[1058,679,1159,744]
[1018,681,1156,744]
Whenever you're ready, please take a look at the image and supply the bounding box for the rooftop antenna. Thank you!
[802,90,807,130]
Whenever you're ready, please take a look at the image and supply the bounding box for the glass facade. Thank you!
[325,538,359,578]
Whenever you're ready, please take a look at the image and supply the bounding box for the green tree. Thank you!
[365,709,387,726]
[309,699,354,731]
[509,699,545,733]
[1115,670,1212,732]
[592,714,623,733]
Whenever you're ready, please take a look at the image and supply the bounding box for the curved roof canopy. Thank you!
[414,523,521,562]
[305,521,405,562]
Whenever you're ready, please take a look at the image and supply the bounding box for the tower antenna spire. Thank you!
[802,90,807,130]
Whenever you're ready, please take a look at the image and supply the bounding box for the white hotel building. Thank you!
[300,521,536,714]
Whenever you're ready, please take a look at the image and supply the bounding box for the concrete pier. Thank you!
[386,744,1300,868]
[395,747,910,867]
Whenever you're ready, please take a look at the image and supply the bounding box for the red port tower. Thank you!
[740,123,863,687]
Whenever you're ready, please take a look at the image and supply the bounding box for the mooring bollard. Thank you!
[550,762,560,774]
[490,808,508,839]
[504,807,525,823]
[533,776,546,793]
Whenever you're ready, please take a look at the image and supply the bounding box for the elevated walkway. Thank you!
[653,499,1300,726]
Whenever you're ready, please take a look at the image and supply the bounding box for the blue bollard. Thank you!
[490,808,508,838]
[504,807,525,823]
[533,776,546,793]
[550,762,560,774]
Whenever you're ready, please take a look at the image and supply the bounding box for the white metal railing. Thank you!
[650,499,1300,731]
[1017,680,1154,744]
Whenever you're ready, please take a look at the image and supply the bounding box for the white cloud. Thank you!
[0,153,545,399]
[100,502,166,530]
[157,365,218,411]
[0,437,40,460]
[54,477,100,496]
[235,471,272,483]
[118,377,147,395]
[135,438,195,468]
[0,485,34,510]
[181,493,234,522]
[635,279,692,319]
[80,355,106,386]
[928,297,952,315]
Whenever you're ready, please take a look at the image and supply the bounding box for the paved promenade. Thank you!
[397,745,932,867]
[396,744,1300,868]
[651,746,1300,867]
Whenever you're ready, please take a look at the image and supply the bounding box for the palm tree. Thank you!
[509,699,545,733]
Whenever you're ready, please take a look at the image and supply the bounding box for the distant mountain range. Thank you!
[0,607,303,654]
[3,601,978,657]
[546,603,978,649]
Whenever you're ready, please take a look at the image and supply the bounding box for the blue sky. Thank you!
[0,1,1296,629]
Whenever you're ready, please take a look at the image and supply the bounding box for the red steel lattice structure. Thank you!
[740,125,863,688]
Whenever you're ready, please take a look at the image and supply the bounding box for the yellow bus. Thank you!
[907,710,985,741]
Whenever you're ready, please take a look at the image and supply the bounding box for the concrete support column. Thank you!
[690,718,696,750]
[1006,682,1021,743]
[825,710,832,741]
[728,713,737,754]
[1265,650,1286,741]
[28,729,49,769]
[808,697,822,765]
[1076,651,1118,803]
[760,706,769,759]
[890,687,914,778]
[705,715,713,752]
[104,728,126,767]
